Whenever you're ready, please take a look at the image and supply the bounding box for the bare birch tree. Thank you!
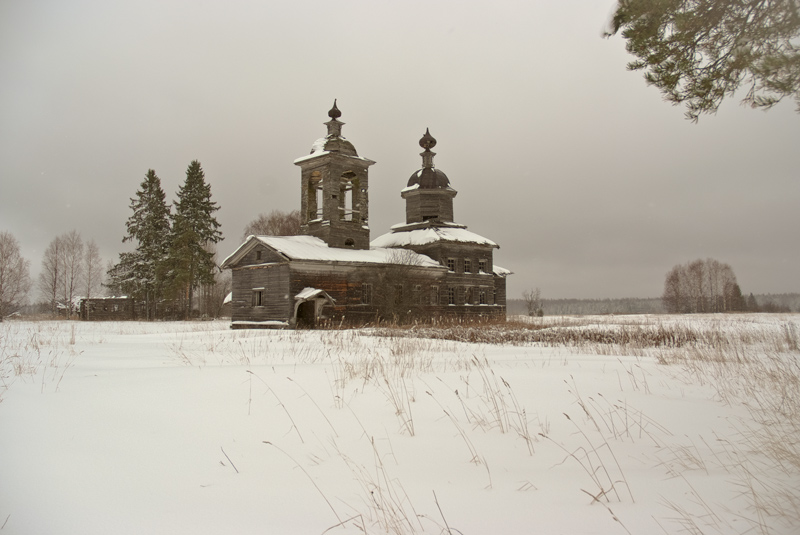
[39,235,64,315]
[522,287,543,317]
[60,230,84,317]
[0,231,31,319]
[662,258,744,313]
[242,210,302,239]
[83,239,104,299]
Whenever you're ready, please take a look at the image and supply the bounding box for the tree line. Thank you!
[513,258,796,317]
[0,229,105,319]
[1,164,301,321]
[0,160,228,321]
[106,161,223,320]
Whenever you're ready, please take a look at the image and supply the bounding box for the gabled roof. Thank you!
[221,235,443,269]
[295,287,334,302]
[371,226,499,248]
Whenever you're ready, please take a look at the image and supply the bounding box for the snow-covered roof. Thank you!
[292,137,375,165]
[310,137,328,154]
[371,227,498,248]
[400,183,420,193]
[221,235,442,269]
[293,151,330,164]
[295,287,334,302]
[493,265,512,277]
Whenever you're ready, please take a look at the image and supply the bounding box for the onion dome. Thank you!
[406,128,450,188]
[328,100,342,119]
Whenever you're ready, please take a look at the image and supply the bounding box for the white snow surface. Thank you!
[371,226,498,248]
[1,314,799,534]
[222,235,441,268]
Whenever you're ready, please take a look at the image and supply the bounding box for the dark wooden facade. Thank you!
[224,237,507,328]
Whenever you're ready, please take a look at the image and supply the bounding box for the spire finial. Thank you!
[419,128,437,168]
[325,100,344,137]
[419,128,437,150]
[328,99,342,120]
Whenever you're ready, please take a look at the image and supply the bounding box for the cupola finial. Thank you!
[420,128,436,168]
[419,128,437,150]
[325,100,344,137]
[328,99,342,120]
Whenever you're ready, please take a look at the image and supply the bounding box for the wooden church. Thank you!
[221,102,510,328]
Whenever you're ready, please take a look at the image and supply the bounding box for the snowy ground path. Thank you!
[1,315,798,534]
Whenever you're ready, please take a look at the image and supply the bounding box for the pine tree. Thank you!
[108,169,171,319]
[166,160,222,319]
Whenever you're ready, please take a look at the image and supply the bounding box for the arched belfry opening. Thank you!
[294,101,375,249]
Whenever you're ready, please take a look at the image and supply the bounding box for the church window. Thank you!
[464,259,472,273]
[252,290,264,307]
[446,258,456,272]
[394,284,403,305]
[447,287,456,305]
[361,283,372,304]
[413,285,422,304]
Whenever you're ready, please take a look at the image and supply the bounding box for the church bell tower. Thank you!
[294,101,375,249]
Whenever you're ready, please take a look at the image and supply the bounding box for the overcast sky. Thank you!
[1,0,798,300]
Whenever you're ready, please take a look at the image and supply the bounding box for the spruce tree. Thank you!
[108,169,171,319]
[166,160,222,318]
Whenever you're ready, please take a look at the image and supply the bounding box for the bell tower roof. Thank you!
[304,100,359,158]
[406,128,451,189]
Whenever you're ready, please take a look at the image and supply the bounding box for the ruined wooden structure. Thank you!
[79,297,136,321]
[221,103,510,328]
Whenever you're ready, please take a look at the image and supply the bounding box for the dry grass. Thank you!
[4,314,798,534]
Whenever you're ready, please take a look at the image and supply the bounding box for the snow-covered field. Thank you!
[1,315,798,534]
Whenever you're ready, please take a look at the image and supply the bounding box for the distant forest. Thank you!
[507,293,800,316]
